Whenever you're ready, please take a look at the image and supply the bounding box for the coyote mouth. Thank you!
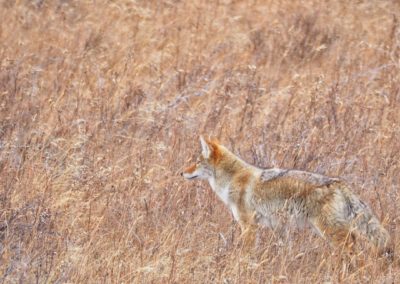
[187,175,198,180]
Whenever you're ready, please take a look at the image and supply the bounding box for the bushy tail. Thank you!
[345,191,392,256]
[354,206,391,250]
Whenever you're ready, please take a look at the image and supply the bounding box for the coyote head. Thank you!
[181,136,221,180]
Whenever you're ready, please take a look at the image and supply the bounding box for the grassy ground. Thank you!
[1,0,400,283]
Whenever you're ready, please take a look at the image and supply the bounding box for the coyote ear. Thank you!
[200,135,211,159]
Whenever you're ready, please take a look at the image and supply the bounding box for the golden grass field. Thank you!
[1,0,400,283]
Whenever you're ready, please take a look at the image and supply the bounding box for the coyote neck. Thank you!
[207,152,258,193]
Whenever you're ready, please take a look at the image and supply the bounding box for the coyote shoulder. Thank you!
[182,136,392,256]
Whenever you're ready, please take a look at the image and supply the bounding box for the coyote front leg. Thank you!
[239,214,258,251]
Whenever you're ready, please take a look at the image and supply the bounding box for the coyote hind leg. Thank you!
[311,218,356,256]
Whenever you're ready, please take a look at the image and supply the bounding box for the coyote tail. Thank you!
[345,191,393,257]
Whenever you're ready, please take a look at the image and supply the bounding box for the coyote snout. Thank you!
[182,136,393,258]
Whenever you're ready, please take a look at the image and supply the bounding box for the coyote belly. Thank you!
[182,136,392,256]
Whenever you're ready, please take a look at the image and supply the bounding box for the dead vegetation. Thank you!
[0,0,399,283]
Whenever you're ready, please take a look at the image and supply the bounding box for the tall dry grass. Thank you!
[0,0,399,282]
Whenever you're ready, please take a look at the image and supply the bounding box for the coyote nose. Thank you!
[180,172,183,176]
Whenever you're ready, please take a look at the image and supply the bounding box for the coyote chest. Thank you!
[209,177,241,221]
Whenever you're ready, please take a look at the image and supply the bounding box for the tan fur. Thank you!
[183,164,197,174]
[182,137,393,257]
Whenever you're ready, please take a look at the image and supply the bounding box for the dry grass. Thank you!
[1,0,400,283]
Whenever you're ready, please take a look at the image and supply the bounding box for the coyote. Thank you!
[182,136,392,257]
